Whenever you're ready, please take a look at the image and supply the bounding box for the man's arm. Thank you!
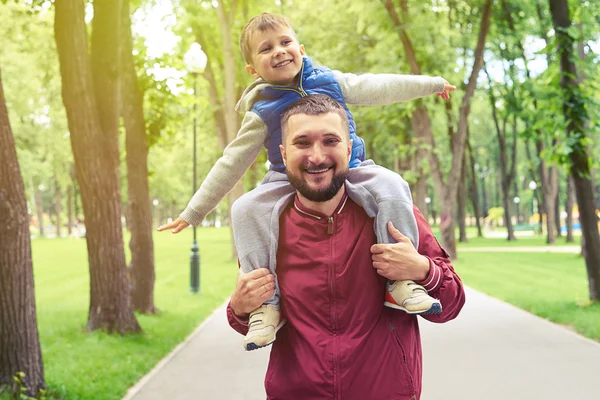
[332,70,449,106]
[412,206,466,323]
[227,268,275,335]
[179,112,267,226]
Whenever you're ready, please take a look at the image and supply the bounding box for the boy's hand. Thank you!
[157,217,190,234]
[436,80,456,100]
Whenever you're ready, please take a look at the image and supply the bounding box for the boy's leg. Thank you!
[346,161,442,315]
[231,171,296,350]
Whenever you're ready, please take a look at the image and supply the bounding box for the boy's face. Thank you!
[245,25,305,86]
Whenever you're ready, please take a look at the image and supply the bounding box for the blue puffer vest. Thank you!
[251,57,365,172]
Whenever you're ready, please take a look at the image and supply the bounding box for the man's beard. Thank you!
[287,163,349,202]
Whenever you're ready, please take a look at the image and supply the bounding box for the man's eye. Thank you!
[295,141,309,147]
[325,139,339,145]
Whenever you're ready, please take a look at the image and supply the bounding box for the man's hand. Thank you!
[436,80,456,100]
[157,217,189,234]
[371,222,430,281]
[230,268,275,318]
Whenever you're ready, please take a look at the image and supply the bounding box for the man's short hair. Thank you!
[240,13,296,64]
[280,94,350,143]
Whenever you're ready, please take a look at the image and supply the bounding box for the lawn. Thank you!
[455,251,600,342]
[30,227,237,400]
[457,235,582,247]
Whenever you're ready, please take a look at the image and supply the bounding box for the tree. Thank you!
[54,0,140,332]
[548,0,600,300]
[384,0,493,259]
[121,0,157,314]
[0,69,45,396]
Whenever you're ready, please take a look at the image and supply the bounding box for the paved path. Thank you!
[124,287,600,400]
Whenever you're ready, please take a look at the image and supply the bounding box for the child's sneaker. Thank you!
[243,304,286,351]
[384,280,442,315]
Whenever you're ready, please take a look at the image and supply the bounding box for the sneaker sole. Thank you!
[384,301,443,315]
[244,320,286,351]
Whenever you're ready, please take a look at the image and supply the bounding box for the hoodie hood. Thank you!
[235,79,271,113]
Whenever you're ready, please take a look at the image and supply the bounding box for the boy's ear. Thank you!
[279,144,287,166]
[299,44,305,56]
[245,64,260,79]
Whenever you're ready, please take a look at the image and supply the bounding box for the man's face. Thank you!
[245,26,305,86]
[280,112,352,202]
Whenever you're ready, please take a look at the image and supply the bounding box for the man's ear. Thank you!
[245,64,260,80]
[347,138,353,158]
[279,144,287,166]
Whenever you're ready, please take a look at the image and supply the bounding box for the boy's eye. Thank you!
[282,39,292,45]
[260,47,270,53]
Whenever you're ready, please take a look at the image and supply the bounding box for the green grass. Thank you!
[457,235,582,247]
[455,252,600,341]
[31,228,237,400]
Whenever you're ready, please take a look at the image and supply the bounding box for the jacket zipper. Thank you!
[270,61,308,97]
[328,214,338,399]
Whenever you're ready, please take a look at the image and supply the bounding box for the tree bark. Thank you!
[121,0,157,314]
[216,1,243,258]
[467,140,483,237]
[555,189,562,238]
[410,106,432,212]
[67,183,73,235]
[34,189,44,237]
[457,155,468,242]
[385,0,493,259]
[549,0,600,300]
[55,182,62,238]
[566,175,575,242]
[0,69,45,396]
[54,0,140,333]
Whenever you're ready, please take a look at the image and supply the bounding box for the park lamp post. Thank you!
[513,196,520,224]
[425,196,431,223]
[528,180,538,217]
[184,43,207,294]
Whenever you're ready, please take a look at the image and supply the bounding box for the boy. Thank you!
[158,13,455,351]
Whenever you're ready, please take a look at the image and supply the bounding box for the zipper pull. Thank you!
[327,216,334,235]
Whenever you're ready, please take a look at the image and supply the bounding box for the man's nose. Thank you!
[308,144,326,164]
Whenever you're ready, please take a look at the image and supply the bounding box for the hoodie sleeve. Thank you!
[227,301,250,335]
[412,205,466,323]
[332,70,446,106]
[180,111,267,226]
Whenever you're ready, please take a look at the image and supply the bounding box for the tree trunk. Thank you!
[121,0,157,314]
[34,189,44,237]
[549,0,600,300]
[216,0,242,258]
[0,69,45,396]
[457,155,468,242]
[55,183,62,238]
[555,189,562,237]
[467,140,483,237]
[566,175,575,242]
[67,183,73,235]
[411,106,432,212]
[54,0,140,333]
[384,0,493,259]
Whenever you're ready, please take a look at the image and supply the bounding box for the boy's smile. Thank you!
[245,26,305,87]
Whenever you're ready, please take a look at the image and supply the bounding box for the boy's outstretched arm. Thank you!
[332,70,455,106]
[157,111,267,233]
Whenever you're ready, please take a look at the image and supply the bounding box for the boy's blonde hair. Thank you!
[240,13,296,64]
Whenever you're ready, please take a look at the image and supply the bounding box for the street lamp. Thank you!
[184,42,207,294]
[528,180,538,218]
[513,196,520,224]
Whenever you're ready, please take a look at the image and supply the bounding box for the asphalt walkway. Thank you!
[123,286,600,400]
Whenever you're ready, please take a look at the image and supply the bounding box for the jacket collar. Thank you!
[259,57,313,99]
[292,188,349,220]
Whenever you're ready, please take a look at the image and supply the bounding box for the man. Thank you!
[227,94,465,399]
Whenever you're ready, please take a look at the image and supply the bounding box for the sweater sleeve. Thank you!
[412,205,466,323]
[180,111,267,226]
[332,70,446,106]
[227,301,249,335]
